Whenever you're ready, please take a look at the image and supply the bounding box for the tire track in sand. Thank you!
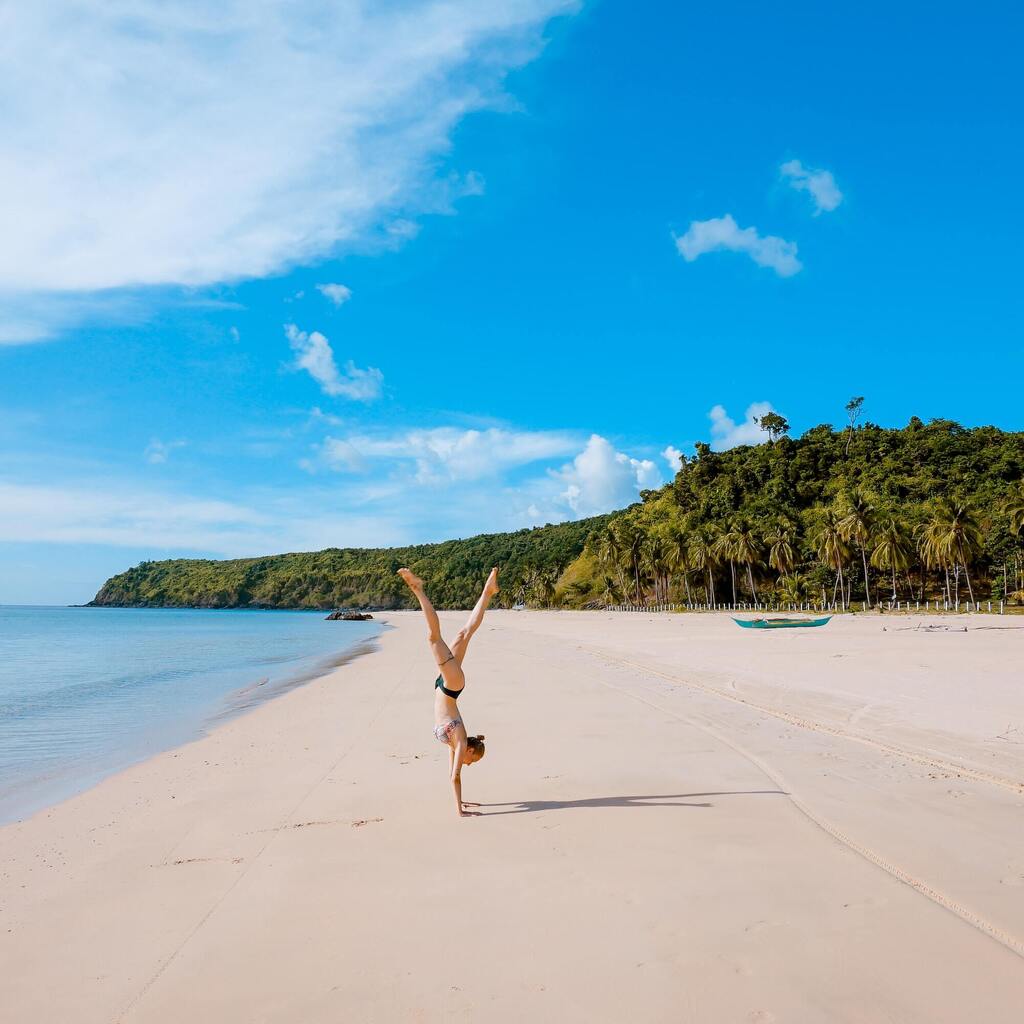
[586,646,1024,795]
[583,646,1024,961]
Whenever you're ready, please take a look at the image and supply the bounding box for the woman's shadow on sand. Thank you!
[477,791,784,815]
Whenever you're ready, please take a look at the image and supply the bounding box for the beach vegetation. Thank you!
[91,417,1024,611]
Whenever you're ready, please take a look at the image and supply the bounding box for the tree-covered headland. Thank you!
[91,517,610,610]
[569,414,1023,610]
[91,414,1024,611]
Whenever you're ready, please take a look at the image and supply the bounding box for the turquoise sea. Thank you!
[0,606,380,824]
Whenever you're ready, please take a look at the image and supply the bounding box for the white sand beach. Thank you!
[3,611,1023,1022]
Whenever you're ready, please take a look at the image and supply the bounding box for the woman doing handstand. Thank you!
[397,566,498,817]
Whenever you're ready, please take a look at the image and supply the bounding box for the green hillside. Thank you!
[563,417,1023,609]
[90,516,611,610]
[90,416,1024,611]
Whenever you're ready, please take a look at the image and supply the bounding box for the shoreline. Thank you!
[0,610,383,827]
[3,611,1023,1022]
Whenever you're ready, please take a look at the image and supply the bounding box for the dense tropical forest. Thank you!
[92,411,1024,611]
[90,516,611,609]
[567,412,1023,611]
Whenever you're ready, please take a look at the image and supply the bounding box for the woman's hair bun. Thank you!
[476,734,485,741]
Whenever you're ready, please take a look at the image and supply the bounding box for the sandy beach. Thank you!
[3,610,1023,1023]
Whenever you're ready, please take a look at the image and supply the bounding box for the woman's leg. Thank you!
[398,569,465,693]
[450,567,499,666]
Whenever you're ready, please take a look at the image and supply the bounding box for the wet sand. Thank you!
[2,610,1023,1022]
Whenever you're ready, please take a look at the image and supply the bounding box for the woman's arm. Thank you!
[450,743,468,817]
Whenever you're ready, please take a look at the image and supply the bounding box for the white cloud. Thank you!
[662,445,684,472]
[308,426,580,482]
[0,290,152,345]
[553,435,661,517]
[780,159,843,214]
[307,406,346,428]
[675,215,802,277]
[0,478,412,559]
[313,438,368,474]
[0,1,575,340]
[317,283,353,308]
[387,219,422,242]
[144,438,186,464]
[0,480,265,551]
[305,428,661,523]
[286,324,383,401]
[708,402,776,450]
[0,423,664,601]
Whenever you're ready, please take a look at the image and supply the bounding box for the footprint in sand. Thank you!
[999,867,1024,887]
[167,856,243,866]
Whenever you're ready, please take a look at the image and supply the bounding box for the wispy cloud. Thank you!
[0,480,266,552]
[0,1,576,341]
[304,428,663,523]
[0,290,152,345]
[316,283,353,308]
[0,478,414,559]
[285,324,383,402]
[708,401,776,450]
[675,215,801,277]
[0,415,669,602]
[780,159,843,214]
[306,426,581,482]
[144,439,187,465]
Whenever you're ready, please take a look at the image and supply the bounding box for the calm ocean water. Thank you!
[0,606,380,825]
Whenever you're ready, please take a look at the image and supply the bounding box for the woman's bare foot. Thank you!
[484,567,500,597]
[397,568,424,591]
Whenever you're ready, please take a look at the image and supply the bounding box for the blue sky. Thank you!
[2,1,1022,604]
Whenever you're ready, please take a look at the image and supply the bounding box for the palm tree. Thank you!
[534,568,558,607]
[716,519,763,603]
[778,573,807,606]
[766,521,796,582]
[839,489,877,607]
[1007,486,1024,537]
[613,520,646,602]
[812,508,851,609]
[688,529,718,605]
[732,520,764,602]
[664,525,693,604]
[918,522,947,603]
[643,533,671,604]
[711,529,738,606]
[599,575,622,606]
[1008,487,1024,605]
[870,516,913,601]
[920,500,982,605]
[595,525,628,598]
